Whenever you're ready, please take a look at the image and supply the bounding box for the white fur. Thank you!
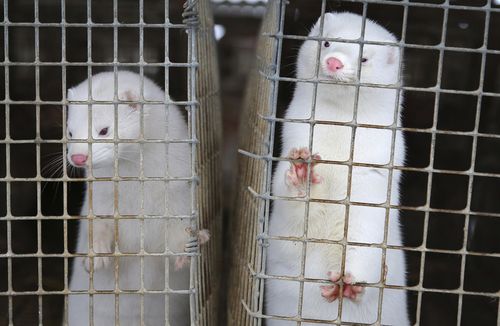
[66,71,191,326]
[265,13,410,325]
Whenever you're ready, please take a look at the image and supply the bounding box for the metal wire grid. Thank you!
[226,0,280,323]
[189,0,224,323]
[0,0,218,325]
[233,0,500,325]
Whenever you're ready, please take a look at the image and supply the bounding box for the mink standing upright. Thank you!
[265,12,410,325]
[65,71,207,326]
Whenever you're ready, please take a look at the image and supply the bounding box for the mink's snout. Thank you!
[326,57,344,71]
[70,154,88,166]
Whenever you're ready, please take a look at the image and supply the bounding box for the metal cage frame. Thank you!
[228,0,500,325]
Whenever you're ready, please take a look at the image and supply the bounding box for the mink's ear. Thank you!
[120,90,139,110]
[387,45,399,65]
[67,88,75,100]
[310,12,333,36]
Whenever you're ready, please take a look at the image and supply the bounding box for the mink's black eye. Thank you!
[98,127,109,136]
[68,131,72,138]
[324,41,330,48]
[361,58,368,63]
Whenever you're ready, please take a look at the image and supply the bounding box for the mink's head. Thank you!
[66,71,162,170]
[297,12,401,86]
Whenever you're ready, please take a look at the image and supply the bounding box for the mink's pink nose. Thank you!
[71,154,88,166]
[326,57,344,71]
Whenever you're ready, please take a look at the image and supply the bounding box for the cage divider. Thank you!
[455,2,491,325]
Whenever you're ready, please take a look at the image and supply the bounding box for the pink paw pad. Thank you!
[174,228,210,271]
[198,229,210,245]
[174,256,190,270]
[285,147,322,190]
[320,271,364,302]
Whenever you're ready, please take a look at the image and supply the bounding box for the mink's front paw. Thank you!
[82,222,114,273]
[83,237,113,273]
[83,256,112,273]
[320,271,365,302]
[285,147,322,196]
[174,228,210,270]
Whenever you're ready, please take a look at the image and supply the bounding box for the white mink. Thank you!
[265,13,410,325]
[66,71,197,326]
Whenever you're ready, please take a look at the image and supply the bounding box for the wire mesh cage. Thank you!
[0,0,222,325]
[228,0,500,325]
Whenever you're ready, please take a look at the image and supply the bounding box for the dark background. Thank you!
[1,0,499,325]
